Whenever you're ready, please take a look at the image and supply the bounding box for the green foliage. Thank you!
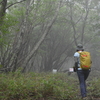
[0,12,19,47]
[0,72,78,100]
[0,64,3,68]
[0,72,100,100]
[87,79,100,99]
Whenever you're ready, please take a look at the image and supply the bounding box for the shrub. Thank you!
[0,72,100,100]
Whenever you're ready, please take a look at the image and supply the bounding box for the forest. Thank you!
[0,0,100,100]
[0,0,100,73]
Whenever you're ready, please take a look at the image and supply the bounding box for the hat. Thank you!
[76,44,84,51]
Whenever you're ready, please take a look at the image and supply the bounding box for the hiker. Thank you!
[74,44,91,99]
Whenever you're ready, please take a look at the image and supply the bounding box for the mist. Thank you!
[0,0,99,74]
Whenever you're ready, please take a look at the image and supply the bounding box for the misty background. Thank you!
[0,0,100,73]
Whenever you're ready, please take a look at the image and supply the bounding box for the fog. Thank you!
[0,0,100,73]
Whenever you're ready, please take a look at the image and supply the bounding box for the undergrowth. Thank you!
[0,71,100,100]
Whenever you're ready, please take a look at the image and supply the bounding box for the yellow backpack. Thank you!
[78,51,91,70]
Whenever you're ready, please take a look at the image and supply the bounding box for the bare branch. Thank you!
[81,0,90,45]
[69,3,77,46]
[0,1,3,4]
[6,0,26,9]
[21,1,62,72]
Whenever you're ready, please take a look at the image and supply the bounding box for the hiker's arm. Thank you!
[73,56,79,72]
[74,52,79,67]
[74,52,79,62]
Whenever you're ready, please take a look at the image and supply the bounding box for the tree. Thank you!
[65,0,91,46]
[21,0,62,72]
[0,0,100,73]
[0,0,62,72]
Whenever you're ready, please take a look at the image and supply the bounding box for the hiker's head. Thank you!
[76,44,84,51]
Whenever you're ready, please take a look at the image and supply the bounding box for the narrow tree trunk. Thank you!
[81,0,89,45]
[22,1,61,72]
[69,2,77,46]
[0,0,7,24]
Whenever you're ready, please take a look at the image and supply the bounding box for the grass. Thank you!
[0,71,100,100]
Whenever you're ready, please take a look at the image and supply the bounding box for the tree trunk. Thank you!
[22,1,61,72]
[69,2,77,46]
[81,0,89,45]
[0,0,7,20]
